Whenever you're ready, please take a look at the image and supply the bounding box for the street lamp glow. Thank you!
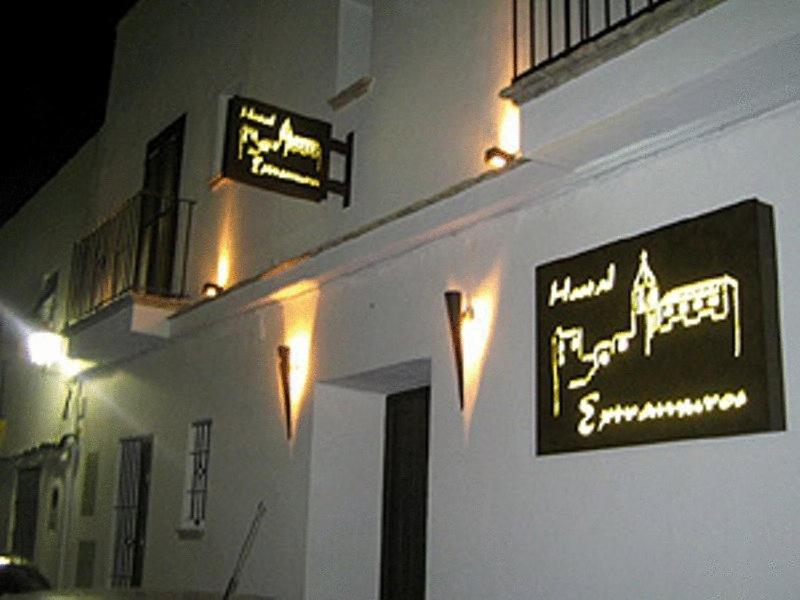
[27,331,67,367]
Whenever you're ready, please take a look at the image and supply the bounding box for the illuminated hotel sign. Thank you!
[535,200,784,454]
[222,96,352,205]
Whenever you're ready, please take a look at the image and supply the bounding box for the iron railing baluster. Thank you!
[66,193,195,325]
[515,0,675,83]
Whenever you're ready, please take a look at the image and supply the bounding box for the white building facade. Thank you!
[1,1,799,598]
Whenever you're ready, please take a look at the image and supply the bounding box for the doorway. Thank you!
[380,386,430,600]
[111,436,153,588]
[305,360,431,598]
[11,467,41,560]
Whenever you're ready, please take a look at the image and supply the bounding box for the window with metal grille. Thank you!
[182,419,211,528]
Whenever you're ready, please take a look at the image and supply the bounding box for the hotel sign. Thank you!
[535,200,784,454]
[222,96,352,204]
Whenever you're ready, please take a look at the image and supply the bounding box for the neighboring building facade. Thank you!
[1,1,799,598]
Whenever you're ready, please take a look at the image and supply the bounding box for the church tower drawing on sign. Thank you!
[550,250,741,417]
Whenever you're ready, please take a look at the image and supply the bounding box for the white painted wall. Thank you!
[305,385,385,600]
[0,140,96,460]
[292,100,800,599]
[83,0,514,299]
[3,1,800,599]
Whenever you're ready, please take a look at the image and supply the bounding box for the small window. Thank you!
[328,0,374,110]
[336,0,372,92]
[182,419,212,529]
[32,271,59,327]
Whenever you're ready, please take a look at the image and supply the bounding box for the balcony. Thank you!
[64,192,195,365]
[501,0,800,177]
[504,0,724,104]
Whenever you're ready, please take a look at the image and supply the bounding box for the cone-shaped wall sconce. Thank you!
[445,290,466,410]
[277,345,292,439]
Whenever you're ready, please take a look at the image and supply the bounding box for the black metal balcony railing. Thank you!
[66,192,195,325]
[512,0,670,80]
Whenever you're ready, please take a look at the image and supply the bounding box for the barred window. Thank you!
[183,419,212,528]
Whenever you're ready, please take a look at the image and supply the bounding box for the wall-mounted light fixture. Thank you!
[484,146,515,170]
[444,290,472,411]
[277,345,292,439]
[27,331,67,368]
[202,282,224,298]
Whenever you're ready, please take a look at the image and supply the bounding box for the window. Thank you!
[336,0,372,93]
[328,0,374,110]
[182,419,212,529]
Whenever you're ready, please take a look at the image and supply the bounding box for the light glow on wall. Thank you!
[287,332,311,410]
[276,284,320,441]
[450,265,501,436]
[58,358,94,379]
[461,296,493,396]
[216,249,231,289]
[498,101,520,156]
[212,181,237,292]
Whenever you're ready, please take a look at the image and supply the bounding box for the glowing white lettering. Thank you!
[549,263,616,307]
[576,389,748,437]
[240,105,277,127]
[577,392,599,437]
[239,117,323,176]
[250,156,321,187]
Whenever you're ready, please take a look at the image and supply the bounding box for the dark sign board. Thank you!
[222,96,332,202]
[535,200,784,455]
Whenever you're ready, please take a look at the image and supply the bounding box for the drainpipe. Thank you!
[56,381,81,588]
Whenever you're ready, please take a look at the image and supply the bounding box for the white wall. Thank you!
[305,385,385,600]
[0,140,96,457]
[292,100,800,599]
[87,0,515,299]
[4,1,800,598]
[75,302,314,598]
[112,98,800,600]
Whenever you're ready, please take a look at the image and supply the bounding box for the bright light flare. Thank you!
[27,331,67,367]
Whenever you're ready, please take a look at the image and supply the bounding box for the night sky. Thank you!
[0,2,138,228]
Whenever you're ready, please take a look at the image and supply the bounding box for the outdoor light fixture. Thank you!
[27,331,67,368]
[202,282,224,298]
[277,345,292,439]
[444,290,471,411]
[484,146,515,169]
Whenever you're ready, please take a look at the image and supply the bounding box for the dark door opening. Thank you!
[380,386,430,600]
[137,115,184,296]
[11,467,41,560]
[111,436,153,588]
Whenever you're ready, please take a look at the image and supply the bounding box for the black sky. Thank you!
[0,2,138,228]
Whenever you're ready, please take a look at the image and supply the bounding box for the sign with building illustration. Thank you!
[222,96,341,202]
[535,200,784,454]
